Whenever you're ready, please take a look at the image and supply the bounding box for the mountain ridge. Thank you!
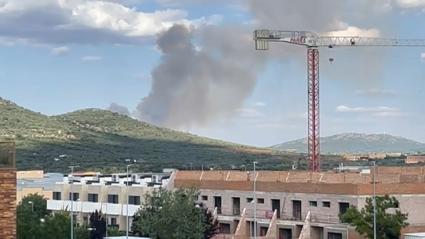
[271,133,425,154]
[0,97,344,172]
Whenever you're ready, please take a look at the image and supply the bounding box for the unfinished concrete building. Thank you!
[172,166,425,239]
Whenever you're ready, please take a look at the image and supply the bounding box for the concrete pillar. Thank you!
[298,211,311,239]
[265,209,277,238]
[234,208,247,236]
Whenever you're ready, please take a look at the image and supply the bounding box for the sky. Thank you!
[1,0,425,147]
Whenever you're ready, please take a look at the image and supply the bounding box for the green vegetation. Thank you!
[340,195,408,239]
[0,97,346,173]
[132,188,219,239]
[17,194,124,239]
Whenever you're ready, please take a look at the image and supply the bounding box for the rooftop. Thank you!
[17,173,64,190]
[174,166,425,184]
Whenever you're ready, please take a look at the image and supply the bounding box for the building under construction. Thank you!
[172,166,425,239]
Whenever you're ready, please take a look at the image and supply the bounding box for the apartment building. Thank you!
[174,166,425,239]
[47,172,172,230]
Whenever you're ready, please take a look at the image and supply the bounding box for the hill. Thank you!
[271,133,425,154]
[0,97,345,173]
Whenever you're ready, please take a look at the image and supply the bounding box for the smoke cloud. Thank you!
[113,0,391,129]
[132,24,270,128]
[107,103,131,116]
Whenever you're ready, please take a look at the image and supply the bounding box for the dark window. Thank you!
[108,194,119,204]
[232,197,240,215]
[339,202,349,215]
[328,232,342,239]
[219,223,231,234]
[292,200,302,220]
[247,198,253,203]
[323,201,331,208]
[271,199,281,219]
[53,192,61,200]
[129,196,141,205]
[279,228,292,239]
[260,227,268,236]
[214,196,222,214]
[88,193,98,202]
[257,198,264,204]
[69,193,79,201]
[202,195,208,200]
[110,218,117,226]
[309,201,317,207]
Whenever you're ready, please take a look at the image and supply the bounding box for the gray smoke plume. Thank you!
[107,103,131,116]
[132,24,271,128]
[130,0,390,128]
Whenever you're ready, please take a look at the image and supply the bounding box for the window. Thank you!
[247,198,253,203]
[53,192,61,200]
[129,196,141,205]
[202,195,208,201]
[339,202,349,215]
[219,223,231,234]
[309,201,317,207]
[214,196,222,214]
[260,227,268,236]
[110,218,117,226]
[292,200,302,220]
[69,193,79,201]
[322,201,331,208]
[108,194,119,204]
[257,198,264,204]
[88,193,98,202]
[328,232,342,239]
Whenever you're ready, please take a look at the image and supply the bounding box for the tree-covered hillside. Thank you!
[0,97,345,173]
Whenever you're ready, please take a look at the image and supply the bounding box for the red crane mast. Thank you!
[253,30,425,172]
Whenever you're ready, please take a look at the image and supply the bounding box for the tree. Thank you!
[198,202,219,239]
[17,194,49,239]
[41,210,71,239]
[89,210,107,239]
[340,195,409,239]
[132,188,219,239]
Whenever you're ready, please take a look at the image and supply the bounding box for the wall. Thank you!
[16,170,44,179]
[17,188,52,203]
[0,169,16,239]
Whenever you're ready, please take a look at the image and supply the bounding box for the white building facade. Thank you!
[47,172,173,230]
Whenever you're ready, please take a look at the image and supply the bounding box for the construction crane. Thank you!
[253,30,425,172]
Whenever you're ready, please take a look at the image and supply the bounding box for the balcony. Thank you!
[82,202,102,213]
[47,200,65,211]
[122,204,140,216]
[63,200,82,212]
[101,203,122,215]
[47,200,83,211]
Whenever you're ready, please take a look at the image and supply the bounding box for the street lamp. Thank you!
[28,201,34,212]
[253,161,258,239]
[372,161,376,239]
[69,165,79,239]
[126,164,132,239]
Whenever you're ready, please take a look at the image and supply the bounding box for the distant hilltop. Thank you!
[271,133,425,154]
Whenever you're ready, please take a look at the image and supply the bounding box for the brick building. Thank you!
[405,156,425,164]
[173,166,425,239]
[0,142,17,239]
